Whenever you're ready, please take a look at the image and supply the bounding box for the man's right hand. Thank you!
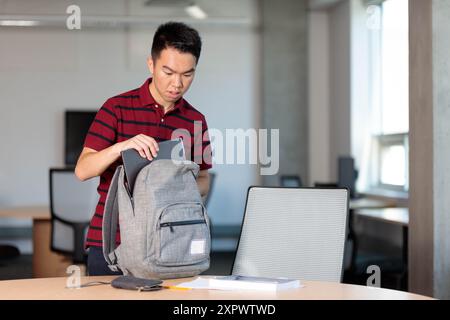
[114,134,159,160]
[75,134,160,181]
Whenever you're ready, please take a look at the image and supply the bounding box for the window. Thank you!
[378,133,409,188]
[369,0,409,192]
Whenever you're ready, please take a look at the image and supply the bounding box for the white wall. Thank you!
[308,0,351,184]
[0,0,260,231]
[328,0,352,181]
[260,0,308,186]
[308,11,331,186]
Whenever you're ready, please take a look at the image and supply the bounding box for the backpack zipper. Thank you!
[124,180,134,209]
[160,219,206,232]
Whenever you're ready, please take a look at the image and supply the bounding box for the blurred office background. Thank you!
[1,0,449,299]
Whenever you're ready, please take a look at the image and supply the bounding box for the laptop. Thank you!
[121,138,185,195]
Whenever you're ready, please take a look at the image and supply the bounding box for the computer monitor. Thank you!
[65,110,96,166]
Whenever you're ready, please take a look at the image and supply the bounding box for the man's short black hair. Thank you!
[151,21,202,64]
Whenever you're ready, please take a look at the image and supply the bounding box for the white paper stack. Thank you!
[175,275,301,291]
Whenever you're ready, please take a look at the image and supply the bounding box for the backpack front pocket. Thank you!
[155,202,210,266]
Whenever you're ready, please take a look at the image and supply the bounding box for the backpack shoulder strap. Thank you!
[102,165,121,272]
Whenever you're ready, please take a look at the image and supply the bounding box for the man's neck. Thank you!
[149,81,174,113]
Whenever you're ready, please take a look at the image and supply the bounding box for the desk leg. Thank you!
[32,219,83,278]
[401,226,408,291]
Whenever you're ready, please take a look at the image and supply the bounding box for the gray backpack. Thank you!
[102,159,211,279]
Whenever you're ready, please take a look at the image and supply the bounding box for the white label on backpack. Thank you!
[190,239,205,255]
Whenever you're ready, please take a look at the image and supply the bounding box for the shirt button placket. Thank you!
[155,104,162,127]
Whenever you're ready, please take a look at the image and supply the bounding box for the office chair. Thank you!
[49,168,99,264]
[232,187,349,282]
[314,181,356,271]
[280,175,302,188]
[203,172,216,208]
[0,245,20,261]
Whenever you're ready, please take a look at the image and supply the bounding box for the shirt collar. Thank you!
[139,77,186,114]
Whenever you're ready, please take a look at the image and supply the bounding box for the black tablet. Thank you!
[121,138,185,195]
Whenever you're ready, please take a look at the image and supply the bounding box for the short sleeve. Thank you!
[84,99,118,151]
[192,116,212,171]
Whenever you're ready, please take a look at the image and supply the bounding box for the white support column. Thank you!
[409,0,450,299]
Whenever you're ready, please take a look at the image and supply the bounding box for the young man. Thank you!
[75,22,212,276]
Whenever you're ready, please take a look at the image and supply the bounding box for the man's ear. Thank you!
[147,56,154,75]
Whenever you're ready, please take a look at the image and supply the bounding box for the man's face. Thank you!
[147,47,197,103]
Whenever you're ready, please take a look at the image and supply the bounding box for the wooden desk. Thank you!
[346,198,398,273]
[354,208,409,260]
[0,206,74,278]
[350,198,397,210]
[0,206,49,220]
[356,208,408,226]
[355,207,409,289]
[0,275,432,300]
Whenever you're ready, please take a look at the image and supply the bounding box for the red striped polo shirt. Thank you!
[83,77,212,248]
